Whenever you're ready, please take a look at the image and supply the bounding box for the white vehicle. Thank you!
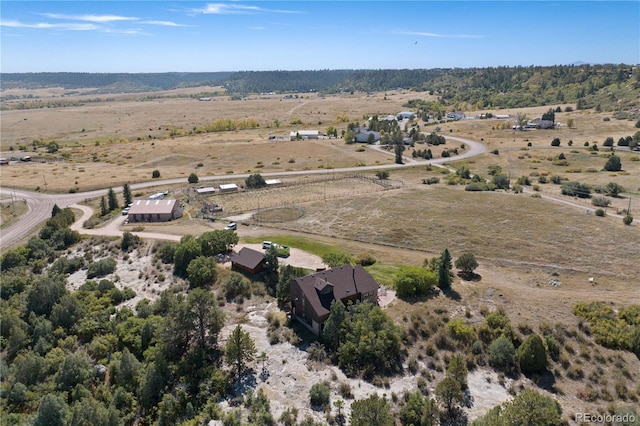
[224,222,237,230]
[262,241,273,249]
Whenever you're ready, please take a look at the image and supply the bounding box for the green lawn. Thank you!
[241,234,350,259]
[364,262,404,287]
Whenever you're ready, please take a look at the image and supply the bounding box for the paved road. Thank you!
[1,136,485,249]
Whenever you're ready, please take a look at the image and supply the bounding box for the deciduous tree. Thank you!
[198,230,238,257]
[186,255,218,288]
[245,173,266,189]
[455,253,478,279]
[393,266,437,298]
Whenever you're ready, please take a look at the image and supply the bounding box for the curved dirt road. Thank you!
[0,136,486,249]
[69,204,326,270]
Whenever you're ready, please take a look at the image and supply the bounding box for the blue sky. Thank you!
[1,1,638,73]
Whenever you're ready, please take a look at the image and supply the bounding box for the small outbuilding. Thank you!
[196,187,216,195]
[290,130,319,140]
[219,183,239,193]
[231,247,267,275]
[127,199,183,223]
[265,179,282,186]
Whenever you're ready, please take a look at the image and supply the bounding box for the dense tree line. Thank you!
[3,64,637,111]
[0,72,232,92]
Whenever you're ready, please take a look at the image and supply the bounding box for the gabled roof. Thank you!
[354,130,381,143]
[231,247,265,270]
[128,199,179,215]
[295,264,379,318]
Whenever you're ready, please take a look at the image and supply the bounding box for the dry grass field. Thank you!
[2,87,639,419]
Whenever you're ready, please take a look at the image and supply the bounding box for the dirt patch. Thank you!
[219,300,510,423]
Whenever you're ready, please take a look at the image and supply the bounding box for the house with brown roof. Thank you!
[290,264,379,335]
[231,247,267,275]
[127,199,182,223]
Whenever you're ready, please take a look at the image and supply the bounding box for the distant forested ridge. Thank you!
[0,72,233,92]
[2,64,638,110]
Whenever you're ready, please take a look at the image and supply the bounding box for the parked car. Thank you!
[122,207,130,215]
[274,244,290,257]
[224,222,237,230]
[263,242,290,257]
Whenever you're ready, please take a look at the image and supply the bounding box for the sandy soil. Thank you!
[217,300,512,424]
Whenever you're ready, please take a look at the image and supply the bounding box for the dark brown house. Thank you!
[231,247,266,275]
[290,264,379,335]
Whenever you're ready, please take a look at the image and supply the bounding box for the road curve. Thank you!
[1,136,485,249]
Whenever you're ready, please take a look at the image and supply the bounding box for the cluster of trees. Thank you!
[99,184,132,217]
[472,389,563,425]
[1,217,269,425]
[412,148,433,159]
[165,230,239,282]
[322,301,404,378]
[573,302,640,356]
[393,250,479,299]
[1,206,79,274]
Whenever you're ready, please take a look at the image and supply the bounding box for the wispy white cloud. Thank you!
[398,31,482,39]
[190,3,302,15]
[41,13,138,23]
[104,28,149,35]
[0,19,98,31]
[141,20,188,27]
[249,26,266,30]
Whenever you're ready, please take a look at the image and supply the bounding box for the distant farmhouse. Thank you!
[127,199,182,223]
[354,129,381,143]
[291,264,380,335]
[530,118,555,129]
[446,112,466,121]
[290,130,319,140]
[397,111,416,120]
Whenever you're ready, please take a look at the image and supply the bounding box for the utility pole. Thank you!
[628,197,632,215]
